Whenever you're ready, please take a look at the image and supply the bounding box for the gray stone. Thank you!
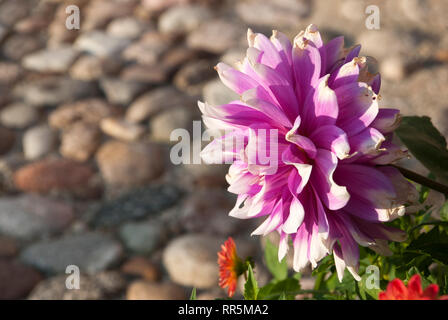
[100,117,146,141]
[150,107,198,142]
[23,124,57,160]
[21,232,123,274]
[158,5,213,35]
[107,17,149,39]
[0,194,74,241]
[0,103,38,129]
[22,46,79,73]
[75,31,131,57]
[90,185,182,227]
[119,220,164,254]
[100,78,146,106]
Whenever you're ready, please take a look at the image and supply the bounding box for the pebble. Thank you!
[0,236,18,258]
[22,46,79,73]
[187,19,245,54]
[13,158,97,196]
[236,0,311,28]
[126,281,186,300]
[126,86,194,124]
[202,78,239,106]
[90,184,182,227]
[96,140,165,188]
[119,219,164,254]
[2,34,43,61]
[0,102,39,129]
[122,31,172,65]
[121,256,161,281]
[21,232,123,274]
[83,0,137,31]
[150,107,198,143]
[0,260,42,299]
[120,64,168,85]
[49,98,119,130]
[0,62,22,85]
[100,117,146,141]
[163,233,223,288]
[380,55,406,81]
[174,59,216,95]
[15,77,98,108]
[100,78,146,106]
[0,194,74,240]
[69,55,122,81]
[60,122,102,162]
[22,124,57,160]
[28,271,126,300]
[158,5,213,35]
[107,17,149,40]
[75,31,131,58]
[0,127,15,156]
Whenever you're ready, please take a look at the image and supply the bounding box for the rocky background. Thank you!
[0,0,446,300]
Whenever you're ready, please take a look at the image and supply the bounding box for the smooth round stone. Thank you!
[126,281,186,300]
[0,103,38,129]
[22,124,57,160]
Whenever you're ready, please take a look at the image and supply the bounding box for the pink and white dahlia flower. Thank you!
[199,24,416,280]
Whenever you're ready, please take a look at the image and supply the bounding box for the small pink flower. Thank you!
[200,24,416,280]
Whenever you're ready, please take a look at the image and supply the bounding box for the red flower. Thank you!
[218,237,244,298]
[379,274,448,300]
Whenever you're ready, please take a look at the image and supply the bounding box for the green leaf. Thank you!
[404,226,448,266]
[264,239,288,281]
[396,116,448,183]
[189,288,197,300]
[257,278,301,300]
[244,264,259,300]
[440,201,448,222]
[358,272,381,300]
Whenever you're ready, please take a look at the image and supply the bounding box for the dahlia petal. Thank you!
[270,30,293,66]
[309,125,350,159]
[370,108,401,134]
[285,133,317,159]
[377,166,418,204]
[252,200,283,235]
[292,35,322,107]
[312,149,350,210]
[292,226,309,272]
[344,45,361,63]
[302,75,339,132]
[283,197,305,234]
[335,164,396,209]
[309,224,329,268]
[333,243,346,282]
[330,57,366,89]
[335,82,379,136]
[216,62,258,94]
[348,127,385,156]
[322,36,344,73]
[370,73,381,94]
[278,232,289,261]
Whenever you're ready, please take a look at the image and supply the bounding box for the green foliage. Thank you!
[189,288,197,300]
[264,239,288,281]
[258,278,301,300]
[243,264,259,300]
[396,116,448,183]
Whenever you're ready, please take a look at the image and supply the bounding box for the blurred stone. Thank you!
[90,185,182,227]
[119,220,164,254]
[23,124,57,160]
[21,232,123,274]
[0,127,15,156]
[1,102,38,129]
[75,31,131,58]
[163,233,223,288]
[150,107,198,142]
[122,31,172,65]
[121,256,161,281]
[100,117,146,141]
[60,122,102,162]
[0,236,18,258]
[236,0,311,28]
[0,260,42,299]
[0,194,74,240]
[121,64,168,84]
[69,55,122,81]
[0,62,22,85]
[187,19,244,54]
[22,46,79,73]
[28,271,126,300]
[83,0,137,31]
[174,59,216,95]
[49,98,119,130]
[0,0,31,27]
[126,86,194,123]
[127,281,186,300]
[158,5,213,35]
[96,141,165,187]
[14,158,97,196]
[2,34,43,61]
[16,77,98,108]
[202,78,239,106]
[162,46,200,71]
[357,30,417,60]
[100,78,146,106]
[220,48,246,66]
[107,17,149,39]
[380,56,406,81]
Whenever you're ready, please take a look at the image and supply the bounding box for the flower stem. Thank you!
[391,164,448,196]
